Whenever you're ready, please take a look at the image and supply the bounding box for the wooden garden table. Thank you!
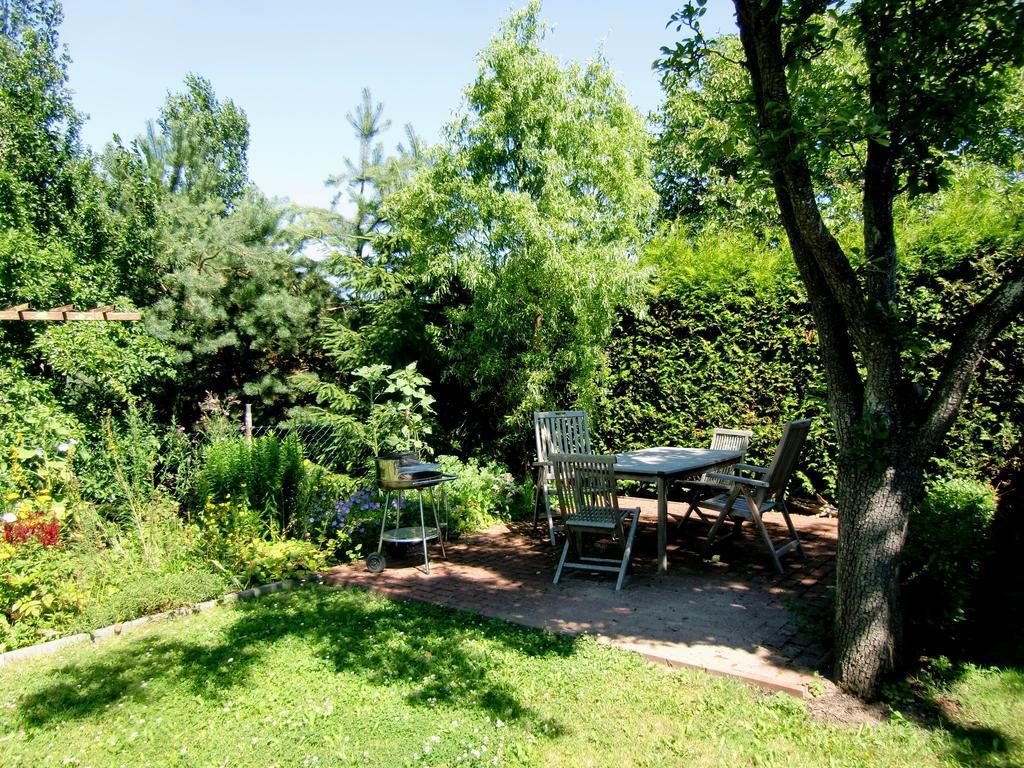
[612,447,745,573]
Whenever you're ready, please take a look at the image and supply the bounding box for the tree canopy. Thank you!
[384,2,656,455]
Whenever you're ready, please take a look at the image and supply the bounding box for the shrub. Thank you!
[437,455,530,535]
[596,195,1024,498]
[228,537,329,586]
[191,433,306,530]
[0,540,81,651]
[903,477,997,654]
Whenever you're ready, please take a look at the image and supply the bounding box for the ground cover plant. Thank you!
[1,585,1021,768]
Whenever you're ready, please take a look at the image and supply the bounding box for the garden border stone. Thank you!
[0,575,322,669]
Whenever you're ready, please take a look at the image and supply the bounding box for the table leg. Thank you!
[657,477,668,573]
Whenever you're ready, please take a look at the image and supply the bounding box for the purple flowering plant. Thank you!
[309,488,407,557]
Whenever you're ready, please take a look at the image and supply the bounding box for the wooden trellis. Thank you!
[0,304,141,321]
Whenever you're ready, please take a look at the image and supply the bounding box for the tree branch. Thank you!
[735,0,911,416]
[916,261,1024,459]
[733,1,870,340]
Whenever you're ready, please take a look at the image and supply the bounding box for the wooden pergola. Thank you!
[0,304,141,321]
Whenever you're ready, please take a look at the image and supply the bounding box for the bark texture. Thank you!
[832,461,922,692]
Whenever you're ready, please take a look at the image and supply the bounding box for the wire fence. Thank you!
[249,423,348,471]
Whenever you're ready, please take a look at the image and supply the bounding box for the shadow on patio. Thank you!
[323,497,838,697]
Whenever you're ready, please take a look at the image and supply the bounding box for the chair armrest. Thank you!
[706,472,770,489]
[733,464,769,475]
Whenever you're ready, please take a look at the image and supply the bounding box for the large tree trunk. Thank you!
[832,454,924,697]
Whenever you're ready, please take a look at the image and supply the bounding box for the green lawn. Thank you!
[0,586,1020,768]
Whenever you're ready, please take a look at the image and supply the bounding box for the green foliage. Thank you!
[31,321,176,418]
[903,478,997,653]
[0,359,82,500]
[291,362,436,473]
[0,540,80,650]
[642,220,795,293]
[383,2,656,457]
[0,0,80,236]
[0,496,217,651]
[140,73,249,205]
[147,191,334,414]
[654,28,866,226]
[194,497,328,587]
[191,434,305,529]
[72,569,226,631]
[437,455,530,535]
[598,165,1024,496]
[596,273,834,494]
[229,537,328,586]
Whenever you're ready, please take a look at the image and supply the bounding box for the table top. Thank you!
[612,447,744,479]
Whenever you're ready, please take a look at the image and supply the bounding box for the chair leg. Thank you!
[704,487,740,555]
[532,467,559,547]
[532,466,544,528]
[615,508,640,592]
[745,489,783,574]
[779,500,806,559]
[553,537,571,585]
[677,493,709,529]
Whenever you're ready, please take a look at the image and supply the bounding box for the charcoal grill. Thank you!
[367,453,455,574]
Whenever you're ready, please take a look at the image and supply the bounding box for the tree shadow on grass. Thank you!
[14,584,576,736]
[894,666,1024,768]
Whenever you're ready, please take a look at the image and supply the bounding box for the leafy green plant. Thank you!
[903,477,997,654]
[190,433,310,531]
[291,362,436,474]
[437,455,530,536]
[72,570,226,631]
[0,540,81,651]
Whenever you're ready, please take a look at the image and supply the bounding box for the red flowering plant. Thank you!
[2,437,73,549]
[2,514,61,547]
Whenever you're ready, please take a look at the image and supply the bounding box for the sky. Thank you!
[60,1,737,210]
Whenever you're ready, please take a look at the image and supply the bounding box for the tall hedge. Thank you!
[594,168,1024,498]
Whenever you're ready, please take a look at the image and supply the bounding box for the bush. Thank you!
[596,189,1024,498]
[0,540,81,651]
[595,281,834,495]
[193,496,331,587]
[230,537,329,585]
[438,455,531,535]
[190,433,306,530]
[903,477,997,653]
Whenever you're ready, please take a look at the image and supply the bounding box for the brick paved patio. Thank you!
[323,497,837,698]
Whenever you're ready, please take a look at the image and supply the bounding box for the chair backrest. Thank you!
[534,411,592,470]
[762,419,812,499]
[700,428,753,483]
[550,453,623,536]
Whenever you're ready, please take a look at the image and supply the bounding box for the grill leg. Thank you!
[429,486,446,559]
[418,490,430,574]
[376,490,391,555]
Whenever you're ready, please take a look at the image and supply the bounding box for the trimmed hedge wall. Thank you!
[594,269,1023,501]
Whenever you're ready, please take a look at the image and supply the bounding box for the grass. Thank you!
[0,585,1020,768]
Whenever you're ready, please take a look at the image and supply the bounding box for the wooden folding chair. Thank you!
[550,453,640,592]
[701,419,812,573]
[532,410,592,546]
[677,427,753,526]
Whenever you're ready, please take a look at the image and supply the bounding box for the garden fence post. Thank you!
[244,404,253,446]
